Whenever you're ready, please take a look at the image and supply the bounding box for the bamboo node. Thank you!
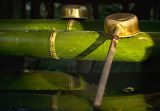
[50,30,59,59]
[67,19,75,30]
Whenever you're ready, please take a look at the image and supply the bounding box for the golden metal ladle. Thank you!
[61,4,89,30]
[61,4,89,20]
[93,13,139,109]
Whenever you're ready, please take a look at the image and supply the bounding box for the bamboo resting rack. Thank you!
[0,20,160,111]
[0,20,160,62]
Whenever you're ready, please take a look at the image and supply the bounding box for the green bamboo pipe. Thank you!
[0,70,87,90]
[0,30,159,62]
[0,92,159,111]
[0,19,83,31]
[0,19,160,32]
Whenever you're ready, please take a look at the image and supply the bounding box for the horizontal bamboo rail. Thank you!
[0,30,159,62]
[0,70,86,90]
[0,20,160,31]
[0,92,159,111]
[0,19,83,30]
[1,71,160,92]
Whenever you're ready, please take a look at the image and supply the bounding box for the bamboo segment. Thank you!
[0,19,83,30]
[0,20,160,31]
[0,30,159,61]
[1,71,160,92]
[0,30,51,58]
[0,93,92,111]
[0,92,159,111]
[0,70,87,90]
[54,31,156,62]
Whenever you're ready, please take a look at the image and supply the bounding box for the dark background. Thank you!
[0,0,160,20]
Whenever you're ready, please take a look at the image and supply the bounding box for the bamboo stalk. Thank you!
[0,70,87,90]
[0,30,159,61]
[0,20,159,31]
[0,92,159,111]
[0,19,83,30]
[1,71,160,92]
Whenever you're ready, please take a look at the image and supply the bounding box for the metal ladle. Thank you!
[93,13,139,109]
[61,4,89,20]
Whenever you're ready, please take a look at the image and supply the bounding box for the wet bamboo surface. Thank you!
[0,20,159,62]
[0,20,159,32]
[0,91,160,111]
[0,70,87,90]
[0,68,160,93]
[0,69,160,110]
[0,30,159,61]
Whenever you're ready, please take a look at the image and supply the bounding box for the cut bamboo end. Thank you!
[104,13,139,38]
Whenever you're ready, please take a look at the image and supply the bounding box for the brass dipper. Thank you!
[61,4,89,30]
[61,4,89,20]
[94,13,139,109]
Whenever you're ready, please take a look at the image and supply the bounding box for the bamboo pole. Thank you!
[0,30,158,62]
[0,70,87,90]
[0,20,159,31]
[0,19,83,30]
[0,71,160,92]
[0,92,159,111]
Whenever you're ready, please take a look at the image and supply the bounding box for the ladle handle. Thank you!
[93,33,119,108]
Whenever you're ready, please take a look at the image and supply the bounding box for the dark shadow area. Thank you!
[75,34,106,58]
[144,93,160,111]
[142,34,160,110]
[134,0,160,108]
[0,55,24,75]
[138,34,160,89]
